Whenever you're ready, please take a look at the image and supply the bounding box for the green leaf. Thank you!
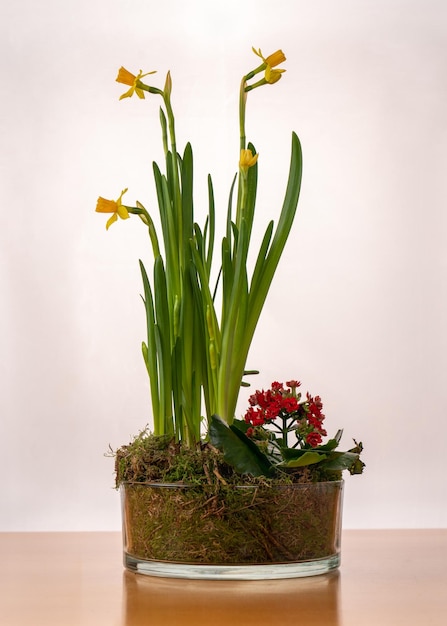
[315,432,343,452]
[349,457,366,475]
[281,447,312,460]
[231,418,251,434]
[139,260,160,432]
[282,451,327,468]
[206,174,215,274]
[209,415,274,477]
[322,451,360,472]
[181,143,194,256]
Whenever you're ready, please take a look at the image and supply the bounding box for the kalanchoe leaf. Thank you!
[348,439,363,454]
[281,451,327,468]
[321,451,361,472]
[346,440,365,474]
[209,415,274,477]
[281,447,319,460]
[231,418,251,434]
[349,457,366,475]
[334,429,343,444]
[314,433,342,452]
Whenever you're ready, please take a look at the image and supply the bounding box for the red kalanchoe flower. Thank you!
[280,395,299,414]
[245,381,328,441]
[306,431,323,447]
[271,381,284,392]
[304,392,327,439]
[244,406,266,426]
[246,387,285,424]
[306,393,325,421]
[248,393,258,406]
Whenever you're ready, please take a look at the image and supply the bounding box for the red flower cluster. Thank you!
[244,380,327,448]
[245,381,300,426]
[303,392,327,446]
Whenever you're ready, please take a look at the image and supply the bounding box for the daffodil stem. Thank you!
[244,63,266,82]
[237,78,249,231]
[245,79,268,92]
[137,83,164,97]
[128,206,161,258]
[239,78,247,151]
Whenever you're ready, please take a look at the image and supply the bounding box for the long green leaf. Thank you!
[153,257,173,434]
[206,174,215,274]
[181,143,194,265]
[248,132,302,319]
[139,260,160,431]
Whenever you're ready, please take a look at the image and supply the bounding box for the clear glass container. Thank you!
[121,480,344,580]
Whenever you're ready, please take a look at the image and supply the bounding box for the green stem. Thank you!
[137,83,164,98]
[127,205,161,257]
[239,77,247,151]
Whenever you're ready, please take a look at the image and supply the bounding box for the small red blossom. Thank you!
[248,393,258,406]
[286,380,301,389]
[244,406,266,426]
[306,431,323,447]
[271,381,284,392]
[281,396,299,413]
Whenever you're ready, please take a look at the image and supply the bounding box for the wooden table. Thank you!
[1,530,446,625]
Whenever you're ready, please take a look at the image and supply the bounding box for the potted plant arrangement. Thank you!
[96,47,364,580]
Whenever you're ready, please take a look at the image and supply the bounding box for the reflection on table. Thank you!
[122,568,340,626]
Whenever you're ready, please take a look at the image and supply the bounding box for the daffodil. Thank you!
[239,148,258,175]
[96,47,303,452]
[265,66,285,84]
[251,47,286,84]
[96,188,130,230]
[116,67,156,100]
[252,48,286,68]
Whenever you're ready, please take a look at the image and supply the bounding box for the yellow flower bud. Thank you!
[265,50,286,68]
[239,149,258,175]
[209,342,217,370]
[206,305,215,340]
[265,66,286,85]
[164,71,172,98]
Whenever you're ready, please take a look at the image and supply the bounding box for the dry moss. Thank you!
[122,481,343,564]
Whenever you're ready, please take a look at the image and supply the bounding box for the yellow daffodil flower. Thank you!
[252,47,286,84]
[96,188,130,230]
[116,67,156,100]
[265,66,285,84]
[239,149,259,175]
[252,48,286,68]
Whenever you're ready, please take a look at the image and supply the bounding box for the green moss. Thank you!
[113,429,341,488]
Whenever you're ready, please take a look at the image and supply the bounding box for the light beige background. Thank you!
[1,0,446,530]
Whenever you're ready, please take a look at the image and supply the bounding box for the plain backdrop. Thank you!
[1,0,446,531]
